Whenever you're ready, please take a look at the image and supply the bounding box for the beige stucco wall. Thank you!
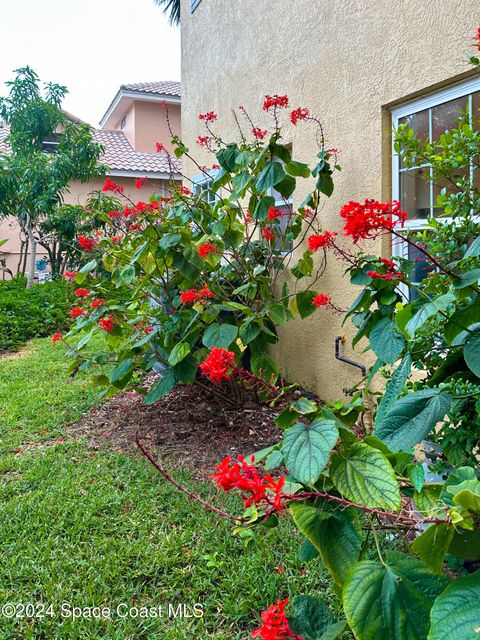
[133,102,181,153]
[0,176,169,274]
[181,0,480,400]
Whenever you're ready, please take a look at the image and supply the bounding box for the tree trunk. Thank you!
[25,215,36,288]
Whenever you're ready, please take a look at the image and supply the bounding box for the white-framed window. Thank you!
[391,76,480,298]
[191,171,219,206]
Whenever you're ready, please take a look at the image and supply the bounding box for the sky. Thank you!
[0,0,181,126]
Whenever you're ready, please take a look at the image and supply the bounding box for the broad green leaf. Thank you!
[168,342,191,366]
[120,264,136,284]
[452,268,480,289]
[369,317,405,364]
[330,442,401,510]
[343,552,449,640]
[256,161,285,193]
[275,174,296,199]
[375,355,412,426]
[296,291,317,319]
[285,159,310,178]
[264,449,283,470]
[428,571,480,640]
[268,301,291,325]
[405,293,455,337]
[202,323,238,349]
[464,330,480,377]
[414,486,443,518]
[250,350,278,382]
[411,524,454,573]
[110,358,134,383]
[283,419,338,484]
[298,539,319,562]
[374,389,452,451]
[408,462,425,492]
[144,372,175,404]
[79,258,97,274]
[318,621,347,640]
[448,528,480,561]
[290,503,361,585]
[292,397,318,414]
[444,301,480,345]
[159,232,182,250]
[288,595,334,640]
[452,482,480,514]
[239,319,261,344]
[464,236,480,258]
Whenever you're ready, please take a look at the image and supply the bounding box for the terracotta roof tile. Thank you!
[0,124,181,176]
[120,81,181,97]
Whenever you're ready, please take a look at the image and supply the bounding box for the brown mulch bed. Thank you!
[68,380,305,474]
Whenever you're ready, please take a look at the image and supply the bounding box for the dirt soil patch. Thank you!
[68,379,305,474]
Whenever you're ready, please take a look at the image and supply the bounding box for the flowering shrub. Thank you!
[64,97,341,404]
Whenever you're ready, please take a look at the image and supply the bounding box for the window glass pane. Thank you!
[432,169,470,217]
[400,168,431,219]
[432,96,468,140]
[398,109,429,169]
[407,240,435,300]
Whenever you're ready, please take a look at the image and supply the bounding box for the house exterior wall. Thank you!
[0,177,168,275]
[114,102,136,149]
[181,0,480,400]
[133,101,181,153]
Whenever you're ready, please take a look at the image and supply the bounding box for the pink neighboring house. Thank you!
[0,81,182,276]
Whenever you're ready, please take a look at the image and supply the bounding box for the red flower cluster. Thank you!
[252,127,268,140]
[211,163,220,170]
[367,257,404,281]
[312,293,331,308]
[252,598,302,640]
[307,231,337,252]
[99,314,115,332]
[197,136,210,147]
[212,455,286,510]
[263,95,289,111]
[70,307,85,318]
[78,235,96,252]
[75,288,90,298]
[198,243,217,258]
[64,271,77,279]
[340,199,407,243]
[290,107,309,125]
[156,142,165,153]
[199,111,217,122]
[111,235,122,243]
[108,210,121,218]
[135,177,147,189]
[51,333,63,344]
[102,177,124,194]
[181,186,191,196]
[91,298,106,308]
[267,206,283,220]
[199,347,235,383]
[180,284,215,305]
[262,227,275,241]
[129,223,142,231]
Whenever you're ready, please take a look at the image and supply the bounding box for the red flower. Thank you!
[156,142,165,152]
[198,243,217,258]
[199,111,218,122]
[64,271,77,279]
[302,208,314,219]
[252,127,268,140]
[211,164,220,170]
[122,207,133,217]
[181,186,191,196]
[252,599,302,640]
[340,199,407,242]
[108,210,120,218]
[75,288,91,298]
[290,107,310,125]
[111,235,122,243]
[262,227,275,242]
[307,231,337,252]
[102,177,124,193]
[180,288,200,305]
[312,293,331,308]
[70,307,85,318]
[144,326,154,333]
[78,235,96,252]
[99,314,115,331]
[129,223,142,231]
[267,206,282,220]
[366,257,404,280]
[51,333,63,344]
[135,177,147,189]
[199,347,235,384]
[263,95,289,111]
[91,299,107,308]
[197,136,210,147]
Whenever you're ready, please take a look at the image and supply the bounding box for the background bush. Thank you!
[0,277,73,351]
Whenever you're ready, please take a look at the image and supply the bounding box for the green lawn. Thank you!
[0,338,337,639]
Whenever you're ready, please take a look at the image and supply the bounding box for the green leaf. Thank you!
[464,236,480,258]
[256,161,285,193]
[275,174,296,199]
[330,442,401,510]
[168,342,191,366]
[283,419,339,484]
[464,330,480,377]
[408,463,425,492]
[120,264,135,284]
[292,397,318,414]
[444,301,480,345]
[452,268,480,289]
[343,552,449,640]
[369,317,405,364]
[411,524,454,573]
[291,252,314,279]
[290,503,361,585]
[143,372,175,404]
[286,160,310,178]
[79,259,97,274]
[452,483,480,514]
[428,571,480,640]
[268,301,291,325]
[288,595,333,640]
[405,293,455,337]
[216,144,238,172]
[375,355,412,426]
[298,539,319,562]
[296,291,317,319]
[374,389,453,451]
[202,323,238,349]
[250,350,278,382]
[159,232,182,250]
[317,621,347,640]
[264,449,283,470]
[239,319,261,344]
[110,358,134,383]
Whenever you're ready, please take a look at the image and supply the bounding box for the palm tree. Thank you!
[153,0,180,25]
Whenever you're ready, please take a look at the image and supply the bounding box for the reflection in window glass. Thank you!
[432,96,468,140]
[400,168,431,219]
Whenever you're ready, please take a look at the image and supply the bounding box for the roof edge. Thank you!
[99,88,181,128]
